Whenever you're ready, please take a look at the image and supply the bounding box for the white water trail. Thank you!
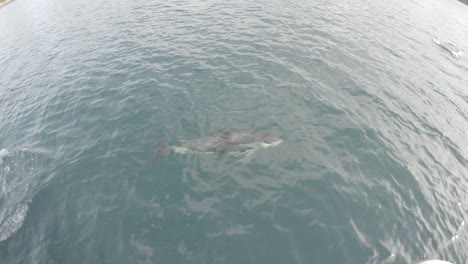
[0,147,52,241]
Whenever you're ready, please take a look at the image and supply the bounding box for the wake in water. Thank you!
[408,201,466,264]
[428,202,467,259]
[0,147,52,241]
[0,203,28,241]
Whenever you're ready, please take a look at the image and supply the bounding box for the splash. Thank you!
[0,147,52,242]
[0,203,28,241]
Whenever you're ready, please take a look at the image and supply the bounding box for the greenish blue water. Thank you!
[1,0,468,263]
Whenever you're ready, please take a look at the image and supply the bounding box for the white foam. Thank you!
[451,50,463,58]
[0,147,49,242]
[0,203,29,241]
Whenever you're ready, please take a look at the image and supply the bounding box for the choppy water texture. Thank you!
[1,0,468,263]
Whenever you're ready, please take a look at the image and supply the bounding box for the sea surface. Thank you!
[1,0,468,263]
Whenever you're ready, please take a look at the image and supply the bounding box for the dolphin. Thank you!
[155,130,282,162]
[433,38,463,58]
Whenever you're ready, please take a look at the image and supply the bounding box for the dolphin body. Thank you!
[173,131,282,154]
[155,131,282,163]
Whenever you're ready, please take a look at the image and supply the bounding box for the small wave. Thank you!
[0,203,29,241]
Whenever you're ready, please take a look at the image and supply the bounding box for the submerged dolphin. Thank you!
[155,131,282,162]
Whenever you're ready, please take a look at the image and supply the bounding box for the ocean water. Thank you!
[0,0,467,263]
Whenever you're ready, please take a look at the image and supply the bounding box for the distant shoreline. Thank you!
[0,0,14,8]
